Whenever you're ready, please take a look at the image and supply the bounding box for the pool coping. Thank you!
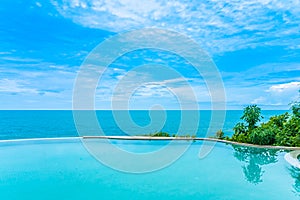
[82,136,300,150]
[1,136,300,150]
[284,150,300,168]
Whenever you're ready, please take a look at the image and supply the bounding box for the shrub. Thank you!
[267,113,289,129]
[249,126,276,145]
[215,129,225,139]
[232,122,249,142]
[276,116,300,146]
[291,102,300,118]
[230,91,300,147]
[233,122,247,134]
[152,131,170,137]
[231,132,250,143]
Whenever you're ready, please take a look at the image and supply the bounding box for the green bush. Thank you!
[231,132,250,143]
[231,100,300,147]
[268,113,289,129]
[232,122,249,142]
[215,129,225,139]
[233,122,247,135]
[249,126,276,145]
[152,131,170,137]
[275,116,300,146]
[291,90,300,117]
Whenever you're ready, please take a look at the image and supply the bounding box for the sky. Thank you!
[0,0,300,110]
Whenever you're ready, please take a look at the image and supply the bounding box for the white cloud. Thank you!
[1,56,42,62]
[36,2,42,7]
[0,79,38,94]
[51,0,300,53]
[0,52,12,55]
[267,81,300,93]
[94,65,212,110]
[222,62,300,87]
[251,96,266,104]
[133,84,173,98]
[244,82,300,107]
[0,58,77,108]
[221,62,300,108]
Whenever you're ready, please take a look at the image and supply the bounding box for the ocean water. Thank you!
[0,110,288,140]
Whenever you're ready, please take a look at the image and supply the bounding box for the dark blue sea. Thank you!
[0,110,288,140]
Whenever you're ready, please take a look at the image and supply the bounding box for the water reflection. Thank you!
[232,145,280,184]
[288,166,300,194]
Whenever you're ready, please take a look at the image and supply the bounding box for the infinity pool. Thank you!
[0,138,299,200]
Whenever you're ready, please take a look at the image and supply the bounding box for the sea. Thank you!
[1,110,299,200]
[0,110,288,140]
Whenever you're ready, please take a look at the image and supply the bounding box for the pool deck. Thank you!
[82,135,300,150]
[284,150,300,168]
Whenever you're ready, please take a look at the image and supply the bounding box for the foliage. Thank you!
[233,122,247,135]
[276,116,300,146]
[231,132,250,143]
[249,126,276,145]
[240,105,263,132]
[231,105,263,143]
[268,112,289,129]
[290,90,300,117]
[248,113,288,145]
[215,129,225,139]
[230,91,300,146]
[151,131,170,137]
[146,132,197,138]
[292,102,300,118]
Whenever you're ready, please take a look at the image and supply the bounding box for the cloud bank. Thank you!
[51,0,300,53]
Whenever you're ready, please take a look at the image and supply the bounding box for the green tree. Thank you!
[233,122,247,135]
[215,129,225,139]
[268,113,289,129]
[232,122,249,143]
[276,116,300,146]
[292,103,300,118]
[250,113,288,145]
[241,105,263,132]
[290,90,300,118]
[231,105,263,143]
[230,90,300,146]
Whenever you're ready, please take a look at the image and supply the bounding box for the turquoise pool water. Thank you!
[0,138,299,200]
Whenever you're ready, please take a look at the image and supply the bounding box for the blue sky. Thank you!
[1,0,300,110]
